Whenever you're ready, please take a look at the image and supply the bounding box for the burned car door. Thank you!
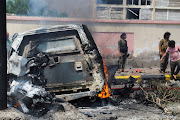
[34,37,85,84]
[15,29,94,92]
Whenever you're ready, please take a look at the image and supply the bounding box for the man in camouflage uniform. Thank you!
[159,32,171,73]
[118,33,128,72]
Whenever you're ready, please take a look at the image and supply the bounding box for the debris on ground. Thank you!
[137,80,180,114]
[78,99,178,120]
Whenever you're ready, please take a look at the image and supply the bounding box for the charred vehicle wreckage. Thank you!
[7,24,105,115]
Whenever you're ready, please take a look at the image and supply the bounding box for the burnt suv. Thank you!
[8,24,105,101]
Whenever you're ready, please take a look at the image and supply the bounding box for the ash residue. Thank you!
[0,98,178,120]
[25,102,88,120]
[78,98,178,120]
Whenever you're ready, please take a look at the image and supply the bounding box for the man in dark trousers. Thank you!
[118,33,128,72]
[159,32,171,73]
[161,40,180,81]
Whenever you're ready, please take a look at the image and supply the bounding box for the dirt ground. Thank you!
[0,102,88,120]
[78,99,179,120]
[0,98,179,120]
[0,107,26,120]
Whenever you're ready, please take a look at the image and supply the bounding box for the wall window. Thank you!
[97,0,123,5]
[126,8,140,19]
[141,0,151,5]
[127,0,139,5]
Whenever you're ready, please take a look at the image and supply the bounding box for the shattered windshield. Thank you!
[36,38,77,53]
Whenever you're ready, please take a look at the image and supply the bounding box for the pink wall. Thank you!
[92,32,134,56]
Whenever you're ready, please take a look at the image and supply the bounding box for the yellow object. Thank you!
[115,75,141,79]
[114,74,179,81]
[165,74,171,81]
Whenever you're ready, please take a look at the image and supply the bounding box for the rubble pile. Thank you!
[7,52,55,116]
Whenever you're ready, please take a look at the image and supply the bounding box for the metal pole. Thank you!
[152,0,156,21]
[0,0,7,110]
[92,0,97,19]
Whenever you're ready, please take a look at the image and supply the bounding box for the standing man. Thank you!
[118,33,128,72]
[159,32,171,73]
[161,40,180,81]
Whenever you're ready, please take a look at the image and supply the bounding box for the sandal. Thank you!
[159,70,165,74]
[173,74,177,79]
